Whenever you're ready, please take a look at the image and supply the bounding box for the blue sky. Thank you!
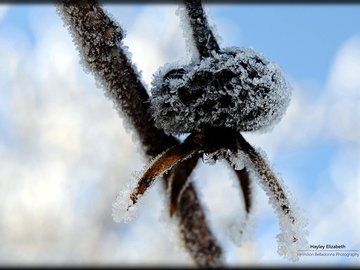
[0,3,359,266]
[2,4,360,84]
[212,5,360,86]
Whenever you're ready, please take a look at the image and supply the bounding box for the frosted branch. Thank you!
[164,156,224,266]
[57,1,223,266]
[57,0,176,156]
[182,0,220,58]
[174,181,223,267]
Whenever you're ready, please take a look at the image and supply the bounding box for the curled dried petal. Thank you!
[129,135,203,208]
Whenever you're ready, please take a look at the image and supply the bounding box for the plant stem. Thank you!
[183,0,221,58]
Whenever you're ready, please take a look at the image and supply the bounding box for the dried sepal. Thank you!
[236,134,295,222]
[128,133,204,208]
[163,146,224,266]
[232,166,252,214]
[167,155,199,216]
[236,133,308,261]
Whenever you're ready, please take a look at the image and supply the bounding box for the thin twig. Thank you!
[176,181,223,267]
[57,0,176,156]
[57,1,223,266]
[183,0,221,58]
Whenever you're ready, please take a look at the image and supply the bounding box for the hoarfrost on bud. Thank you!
[150,47,291,135]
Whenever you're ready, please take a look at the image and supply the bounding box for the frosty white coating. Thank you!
[150,47,291,134]
[58,0,307,265]
[240,148,309,261]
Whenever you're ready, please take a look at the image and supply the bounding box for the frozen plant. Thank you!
[57,0,308,267]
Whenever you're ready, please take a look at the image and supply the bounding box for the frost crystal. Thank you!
[202,148,245,171]
[112,176,139,223]
[150,47,291,135]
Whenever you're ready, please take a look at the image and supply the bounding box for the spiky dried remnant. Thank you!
[128,134,203,207]
[127,126,307,261]
[112,154,224,267]
[233,167,252,214]
[167,155,199,216]
[151,47,291,135]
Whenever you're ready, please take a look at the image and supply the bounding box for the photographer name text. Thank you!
[309,244,346,250]
[298,244,359,258]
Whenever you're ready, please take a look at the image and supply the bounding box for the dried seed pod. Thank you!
[150,47,291,134]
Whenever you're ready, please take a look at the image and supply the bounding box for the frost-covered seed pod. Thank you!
[150,47,291,134]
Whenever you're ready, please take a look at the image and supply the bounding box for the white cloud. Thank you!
[327,35,360,97]
[115,5,188,85]
[245,35,360,265]
[300,36,360,264]
[0,5,189,265]
[325,35,360,145]
[0,5,8,22]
